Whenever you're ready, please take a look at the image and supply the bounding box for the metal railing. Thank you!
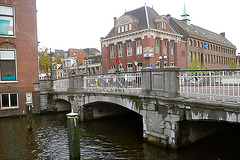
[178,68,240,103]
[83,71,142,93]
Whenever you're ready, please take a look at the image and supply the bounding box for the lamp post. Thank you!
[47,48,54,80]
[159,55,167,68]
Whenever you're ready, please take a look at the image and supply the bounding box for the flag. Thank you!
[116,56,119,64]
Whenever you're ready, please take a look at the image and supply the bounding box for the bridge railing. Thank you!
[53,78,70,92]
[178,68,240,103]
[83,71,142,93]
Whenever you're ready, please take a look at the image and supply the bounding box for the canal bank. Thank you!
[0,112,240,159]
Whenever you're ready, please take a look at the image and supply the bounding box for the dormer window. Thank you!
[115,15,137,35]
[162,22,167,30]
[121,25,124,32]
[129,23,132,30]
[125,24,128,32]
[118,27,121,33]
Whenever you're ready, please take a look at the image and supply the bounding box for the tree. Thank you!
[188,57,205,70]
[229,60,237,68]
[55,55,63,64]
[38,48,50,78]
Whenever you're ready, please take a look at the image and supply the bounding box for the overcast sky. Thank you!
[36,0,239,54]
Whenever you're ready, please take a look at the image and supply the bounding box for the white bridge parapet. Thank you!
[83,72,142,93]
[178,68,240,103]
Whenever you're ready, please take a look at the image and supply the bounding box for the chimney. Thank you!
[113,17,117,26]
[220,32,225,37]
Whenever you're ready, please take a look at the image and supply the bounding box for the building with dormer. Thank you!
[101,5,187,73]
[101,5,237,72]
[169,4,236,69]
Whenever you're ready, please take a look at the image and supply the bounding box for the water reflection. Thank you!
[0,112,240,159]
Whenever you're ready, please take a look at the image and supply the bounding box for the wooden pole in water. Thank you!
[67,110,80,160]
[26,103,33,131]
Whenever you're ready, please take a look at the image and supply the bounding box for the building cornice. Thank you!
[101,28,182,46]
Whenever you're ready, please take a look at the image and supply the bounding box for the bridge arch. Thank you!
[81,101,142,121]
[83,94,142,115]
[54,98,71,112]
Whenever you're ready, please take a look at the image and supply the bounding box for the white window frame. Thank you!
[110,45,115,59]
[125,24,128,32]
[0,50,17,83]
[121,25,124,32]
[1,92,18,109]
[155,39,160,54]
[118,26,121,33]
[163,40,167,55]
[170,41,174,56]
[127,63,132,72]
[136,40,142,55]
[129,24,132,31]
[136,62,142,71]
[118,44,123,57]
[127,42,132,56]
[118,64,124,72]
[0,5,15,37]
[156,61,160,68]
[162,22,166,29]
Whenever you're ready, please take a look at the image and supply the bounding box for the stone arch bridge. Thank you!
[38,67,240,149]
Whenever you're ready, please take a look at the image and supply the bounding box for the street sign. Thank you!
[148,64,153,68]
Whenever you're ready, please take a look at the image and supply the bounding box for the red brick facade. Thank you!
[0,0,39,116]
[101,6,187,73]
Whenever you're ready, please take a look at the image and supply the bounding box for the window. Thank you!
[118,64,124,72]
[155,39,160,54]
[171,62,174,66]
[118,44,123,57]
[162,22,166,29]
[110,45,115,58]
[163,62,168,68]
[127,42,132,56]
[156,61,160,68]
[136,40,142,55]
[129,24,132,31]
[118,27,121,33]
[136,63,142,71]
[121,25,124,32]
[0,50,16,81]
[127,63,132,72]
[163,40,167,55]
[125,24,128,32]
[1,93,18,108]
[0,5,14,36]
[170,42,174,56]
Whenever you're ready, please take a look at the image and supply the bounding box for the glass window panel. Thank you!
[0,6,13,15]
[1,60,16,81]
[0,16,14,35]
[0,50,15,60]
[2,94,9,107]
[10,93,17,106]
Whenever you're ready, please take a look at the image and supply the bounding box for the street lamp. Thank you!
[47,48,54,80]
[159,55,167,68]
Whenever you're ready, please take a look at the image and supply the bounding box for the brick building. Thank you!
[101,5,236,72]
[0,0,39,116]
[170,7,236,69]
[101,6,187,73]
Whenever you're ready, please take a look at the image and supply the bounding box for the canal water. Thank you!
[0,112,240,160]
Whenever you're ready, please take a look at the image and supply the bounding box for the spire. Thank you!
[181,2,191,25]
[183,2,186,15]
